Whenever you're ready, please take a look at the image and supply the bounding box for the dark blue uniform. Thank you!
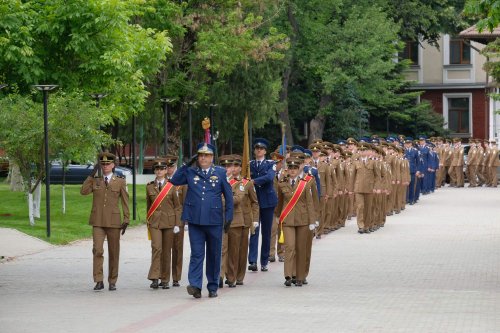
[304,165,321,197]
[248,159,277,268]
[418,145,430,194]
[170,164,233,293]
[404,147,418,204]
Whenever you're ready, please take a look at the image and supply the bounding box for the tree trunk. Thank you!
[308,94,332,144]
[28,192,35,226]
[33,181,41,219]
[9,162,23,192]
[62,185,66,215]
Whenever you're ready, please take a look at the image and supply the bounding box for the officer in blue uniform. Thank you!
[417,136,430,194]
[404,137,419,205]
[248,138,277,272]
[170,143,233,298]
[303,148,321,197]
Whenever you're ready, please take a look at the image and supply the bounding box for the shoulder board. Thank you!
[116,175,126,179]
[148,180,155,185]
[267,159,274,163]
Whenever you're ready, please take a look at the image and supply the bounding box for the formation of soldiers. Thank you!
[81,134,499,296]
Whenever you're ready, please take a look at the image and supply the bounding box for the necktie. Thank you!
[257,161,261,168]
[314,161,318,168]
[291,179,295,187]
[158,182,162,191]
[203,170,208,176]
[104,177,109,186]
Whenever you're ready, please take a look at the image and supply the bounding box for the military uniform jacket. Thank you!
[312,159,331,197]
[353,159,379,193]
[345,162,356,192]
[170,164,233,226]
[276,176,317,226]
[487,147,500,167]
[146,180,181,229]
[81,175,130,228]
[444,147,453,167]
[250,159,278,209]
[451,147,464,167]
[304,165,321,197]
[468,147,480,166]
[230,177,259,228]
[404,148,418,174]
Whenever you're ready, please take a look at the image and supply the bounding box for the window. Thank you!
[449,39,470,65]
[448,97,470,133]
[400,41,419,65]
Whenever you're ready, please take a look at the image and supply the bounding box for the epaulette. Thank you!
[148,180,155,185]
[267,159,274,163]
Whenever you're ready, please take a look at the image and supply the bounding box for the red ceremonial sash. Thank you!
[230,178,250,187]
[279,175,312,224]
[147,182,174,221]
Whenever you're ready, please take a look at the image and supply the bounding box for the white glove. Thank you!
[309,224,315,231]
[253,222,259,229]
[173,226,180,234]
[184,224,188,231]
[315,221,319,228]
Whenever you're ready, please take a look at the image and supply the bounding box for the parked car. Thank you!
[49,162,132,184]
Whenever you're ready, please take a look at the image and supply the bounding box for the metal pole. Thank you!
[163,101,168,154]
[132,115,137,220]
[43,90,51,238]
[188,104,193,156]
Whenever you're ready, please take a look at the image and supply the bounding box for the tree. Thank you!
[464,0,500,32]
[0,92,111,224]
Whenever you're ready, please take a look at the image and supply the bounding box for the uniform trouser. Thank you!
[478,166,487,185]
[347,193,355,218]
[304,225,314,279]
[390,184,397,212]
[490,166,498,186]
[468,165,478,186]
[220,233,228,279]
[225,226,245,283]
[283,225,309,281]
[318,197,331,235]
[381,194,388,225]
[430,171,436,190]
[355,193,373,230]
[449,166,458,186]
[455,166,464,186]
[236,227,250,282]
[337,195,346,227]
[92,226,121,284]
[172,228,184,282]
[270,218,284,258]
[407,173,416,204]
[148,227,174,281]
[436,167,444,186]
[401,185,408,210]
[329,196,339,230]
[248,207,275,266]
[187,224,223,292]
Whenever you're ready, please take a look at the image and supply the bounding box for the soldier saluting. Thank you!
[80,152,129,291]
[169,143,233,298]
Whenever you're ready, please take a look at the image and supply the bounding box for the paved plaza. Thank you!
[1,186,500,332]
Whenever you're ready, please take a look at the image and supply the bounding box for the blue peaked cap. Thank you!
[291,145,304,153]
[253,138,269,149]
[197,142,215,154]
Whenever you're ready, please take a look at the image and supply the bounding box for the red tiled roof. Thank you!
[459,25,500,44]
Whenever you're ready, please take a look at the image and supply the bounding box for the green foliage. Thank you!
[0,92,112,191]
[464,0,500,32]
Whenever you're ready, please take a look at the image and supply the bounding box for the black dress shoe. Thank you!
[109,283,116,291]
[150,279,159,289]
[236,280,244,285]
[172,281,180,287]
[284,278,292,287]
[219,277,224,288]
[291,277,296,285]
[248,263,258,271]
[315,235,321,239]
[278,256,285,262]
[261,265,268,272]
[295,280,303,287]
[269,256,276,263]
[228,282,236,288]
[159,282,170,289]
[93,281,104,291]
[358,229,364,234]
[302,279,308,285]
[208,291,218,298]
[187,285,202,298]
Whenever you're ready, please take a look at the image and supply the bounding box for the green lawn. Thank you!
[0,180,147,245]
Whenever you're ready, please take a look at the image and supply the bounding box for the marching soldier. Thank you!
[467,139,480,187]
[146,158,182,289]
[275,157,318,287]
[170,143,233,299]
[164,155,186,287]
[248,138,278,272]
[80,152,130,291]
[450,138,465,187]
[487,140,499,187]
[309,143,331,238]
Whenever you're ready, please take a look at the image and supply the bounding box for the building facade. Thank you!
[403,34,500,141]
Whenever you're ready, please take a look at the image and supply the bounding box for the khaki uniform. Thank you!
[81,175,129,284]
[276,175,317,282]
[450,145,464,187]
[353,158,379,232]
[345,161,356,219]
[487,146,499,186]
[467,146,480,187]
[313,159,332,236]
[146,180,182,283]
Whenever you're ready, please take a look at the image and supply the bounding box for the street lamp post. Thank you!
[184,101,197,156]
[160,98,175,154]
[33,84,58,238]
[208,103,218,145]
